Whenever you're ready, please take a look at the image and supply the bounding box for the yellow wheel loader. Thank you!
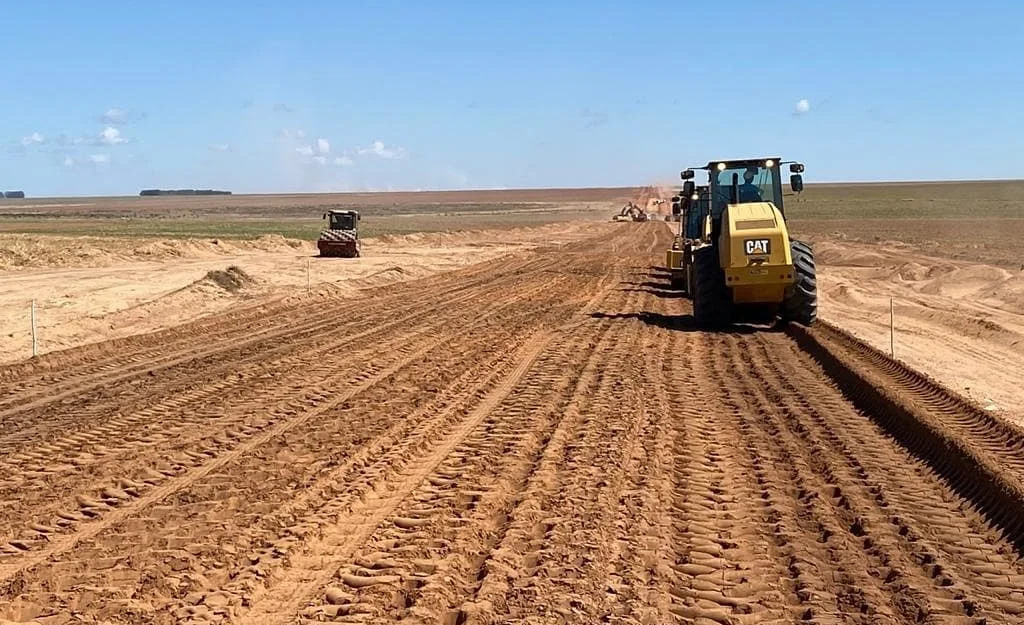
[666,185,710,293]
[678,158,816,327]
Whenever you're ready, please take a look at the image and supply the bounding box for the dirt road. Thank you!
[2,223,1023,624]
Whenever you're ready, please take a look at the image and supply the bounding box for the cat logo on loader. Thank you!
[744,239,771,255]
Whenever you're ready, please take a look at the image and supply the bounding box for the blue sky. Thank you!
[2,1,1021,196]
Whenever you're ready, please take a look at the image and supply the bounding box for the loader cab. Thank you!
[708,158,784,218]
[682,158,803,242]
[325,210,359,231]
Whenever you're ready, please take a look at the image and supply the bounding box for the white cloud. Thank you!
[357,140,407,159]
[99,126,127,145]
[279,129,306,140]
[21,132,45,146]
[209,143,230,152]
[316,138,330,154]
[334,155,354,166]
[273,103,295,113]
[295,145,314,156]
[795,98,811,115]
[63,156,75,167]
[312,155,327,165]
[101,107,127,124]
[89,153,110,164]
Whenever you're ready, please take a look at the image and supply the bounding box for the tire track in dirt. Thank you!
[0,253,556,438]
[0,257,566,473]
[748,333,1024,619]
[5,222,1024,623]
[262,276,645,624]
[235,331,556,623]
[795,321,1024,489]
[0,285,485,455]
[0,266,572,549]
[452,290,653,623]
[223,255,628,624]
[0,235,574,397]
[563,263,688,624]
[643,333,798,625]
[0,258,577,569]
[722,333,950,622]
[121,251,630,618]
[0,273,427,403]
[0,236,634,621]
[0,224,623,410]
[0,246,601,483]
[160,265,613,621]
[0,330,448,586]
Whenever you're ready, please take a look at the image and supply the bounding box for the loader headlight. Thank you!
[765,159,775,167]
[691,193,699,200]
[716,162,726,171]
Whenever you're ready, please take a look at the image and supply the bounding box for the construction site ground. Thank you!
[2,216,1023,624]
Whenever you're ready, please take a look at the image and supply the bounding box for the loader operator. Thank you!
[738,167,763,203]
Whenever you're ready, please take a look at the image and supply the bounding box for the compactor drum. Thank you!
[318,210,361,258]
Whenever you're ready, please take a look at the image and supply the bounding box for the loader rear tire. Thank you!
[692,245,731,328]
[783,239,817,326]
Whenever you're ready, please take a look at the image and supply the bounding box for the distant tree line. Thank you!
[1,191,25,198]
[139,189,232,196]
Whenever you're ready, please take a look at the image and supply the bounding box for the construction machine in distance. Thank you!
[613,201,648,222]
[677,158,816,327]
[317,210,361,258]
[665,185,710,291]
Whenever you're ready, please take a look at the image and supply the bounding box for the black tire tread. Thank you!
[692,245,731,327]
[784,239,818,326]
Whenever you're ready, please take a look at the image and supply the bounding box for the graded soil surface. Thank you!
[0,222,606,364]
[814,237,1024,424]
[2,222,1023,624]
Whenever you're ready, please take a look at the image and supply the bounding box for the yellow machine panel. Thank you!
[719,202,795,304]
[666,249,684,270]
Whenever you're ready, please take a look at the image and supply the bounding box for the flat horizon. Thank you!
[3,177,1023,202]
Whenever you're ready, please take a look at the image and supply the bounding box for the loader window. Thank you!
[684,195,708,239]
[329,213,356,230]
[710,165,782,215]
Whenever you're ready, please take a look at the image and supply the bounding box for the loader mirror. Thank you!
[671,195,680,203]
[322,212,327,219]
[671,202,680,216]
[790,174,804,193]
[789,163,805,173]
[682,181,695,196]
[680,169,695,180]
